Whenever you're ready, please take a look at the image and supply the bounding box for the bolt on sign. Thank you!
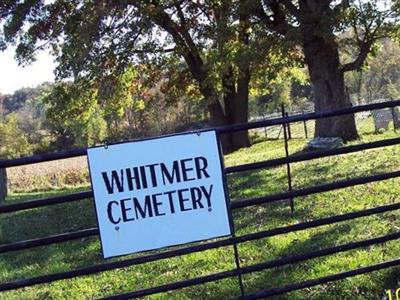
[87,131,231,258]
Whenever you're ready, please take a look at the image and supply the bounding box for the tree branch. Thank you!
[331,0,350,16]
[279,0,300,18]
[137,2,206,82]
[341,39,373,72]
[132,47,176,54]
[249,0,288,35]
[175,2,188,31]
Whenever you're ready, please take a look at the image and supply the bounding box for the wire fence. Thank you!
[250,99,399,141]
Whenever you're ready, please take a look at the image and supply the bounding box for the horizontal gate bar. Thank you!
[226,137,400,174]
[240,232,400,275]
[0,191,93,214]
[0,148,87,168]
[0,237,234,292]
[1,200,398,255]
[100,232,400,299]
[242,258,400,299]
[217,99,400,134]
[2,168,398,215]
[1,202,398,291]
[1,100,399,169]
[0,228,99,254]
[235,201,400,244]
[103,269,238,300]
[231,170,400,209]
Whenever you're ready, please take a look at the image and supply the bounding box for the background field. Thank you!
[1,115,399,299]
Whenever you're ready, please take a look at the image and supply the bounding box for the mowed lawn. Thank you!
[1,116,400,299]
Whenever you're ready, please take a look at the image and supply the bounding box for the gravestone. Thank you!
[307,137,343,150]
[371,108,392,132]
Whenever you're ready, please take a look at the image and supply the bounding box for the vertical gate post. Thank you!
[285,112,292,139]
[0,168,7,205]
[303,110,308,139]
[216,131,245,299]
[281,105,294,213]
[390,98,398,132]
[262,113,268,139]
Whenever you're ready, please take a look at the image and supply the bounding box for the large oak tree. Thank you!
[248,0,399,141]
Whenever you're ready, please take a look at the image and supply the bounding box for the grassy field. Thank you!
[1,116,400,299]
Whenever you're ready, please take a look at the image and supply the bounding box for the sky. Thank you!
[0,47,56,95]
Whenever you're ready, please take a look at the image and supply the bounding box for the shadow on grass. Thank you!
[240,221,398,300]
[4,186,90,205]
[288,145,400,190]
[237,224,352,299]
[0,235,103,280]
[227,168,289,201]
[0,198,97,244]
[0,194,102,282]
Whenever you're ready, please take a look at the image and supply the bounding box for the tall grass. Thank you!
[7,157,89,193]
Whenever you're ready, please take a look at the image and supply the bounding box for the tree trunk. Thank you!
[0,168,7,205]
[220,68,251,153]
[223,1,251,152]
[200,84,234,152]
[232,67,251,149]
[221,69,249,152]
[303,33,358,142]
[221,68,236,151]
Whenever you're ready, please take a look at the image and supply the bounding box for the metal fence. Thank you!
[0,100,400,299]
[251,99,399,140]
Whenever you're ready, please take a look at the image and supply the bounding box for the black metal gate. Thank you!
[0,100,399,299]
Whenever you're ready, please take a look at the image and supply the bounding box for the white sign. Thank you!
[87,131,231,258]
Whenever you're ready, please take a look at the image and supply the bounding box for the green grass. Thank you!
[1,116,400,299]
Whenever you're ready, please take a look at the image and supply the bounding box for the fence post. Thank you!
[0,168,7,205]
[285,112,292,140]
[262,113,268,139]
[217,133,245,299]
[390,98,398,132]
[303,110,308,139]
[281,105,294,213]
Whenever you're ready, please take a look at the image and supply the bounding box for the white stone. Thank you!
[307,137,343,150]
